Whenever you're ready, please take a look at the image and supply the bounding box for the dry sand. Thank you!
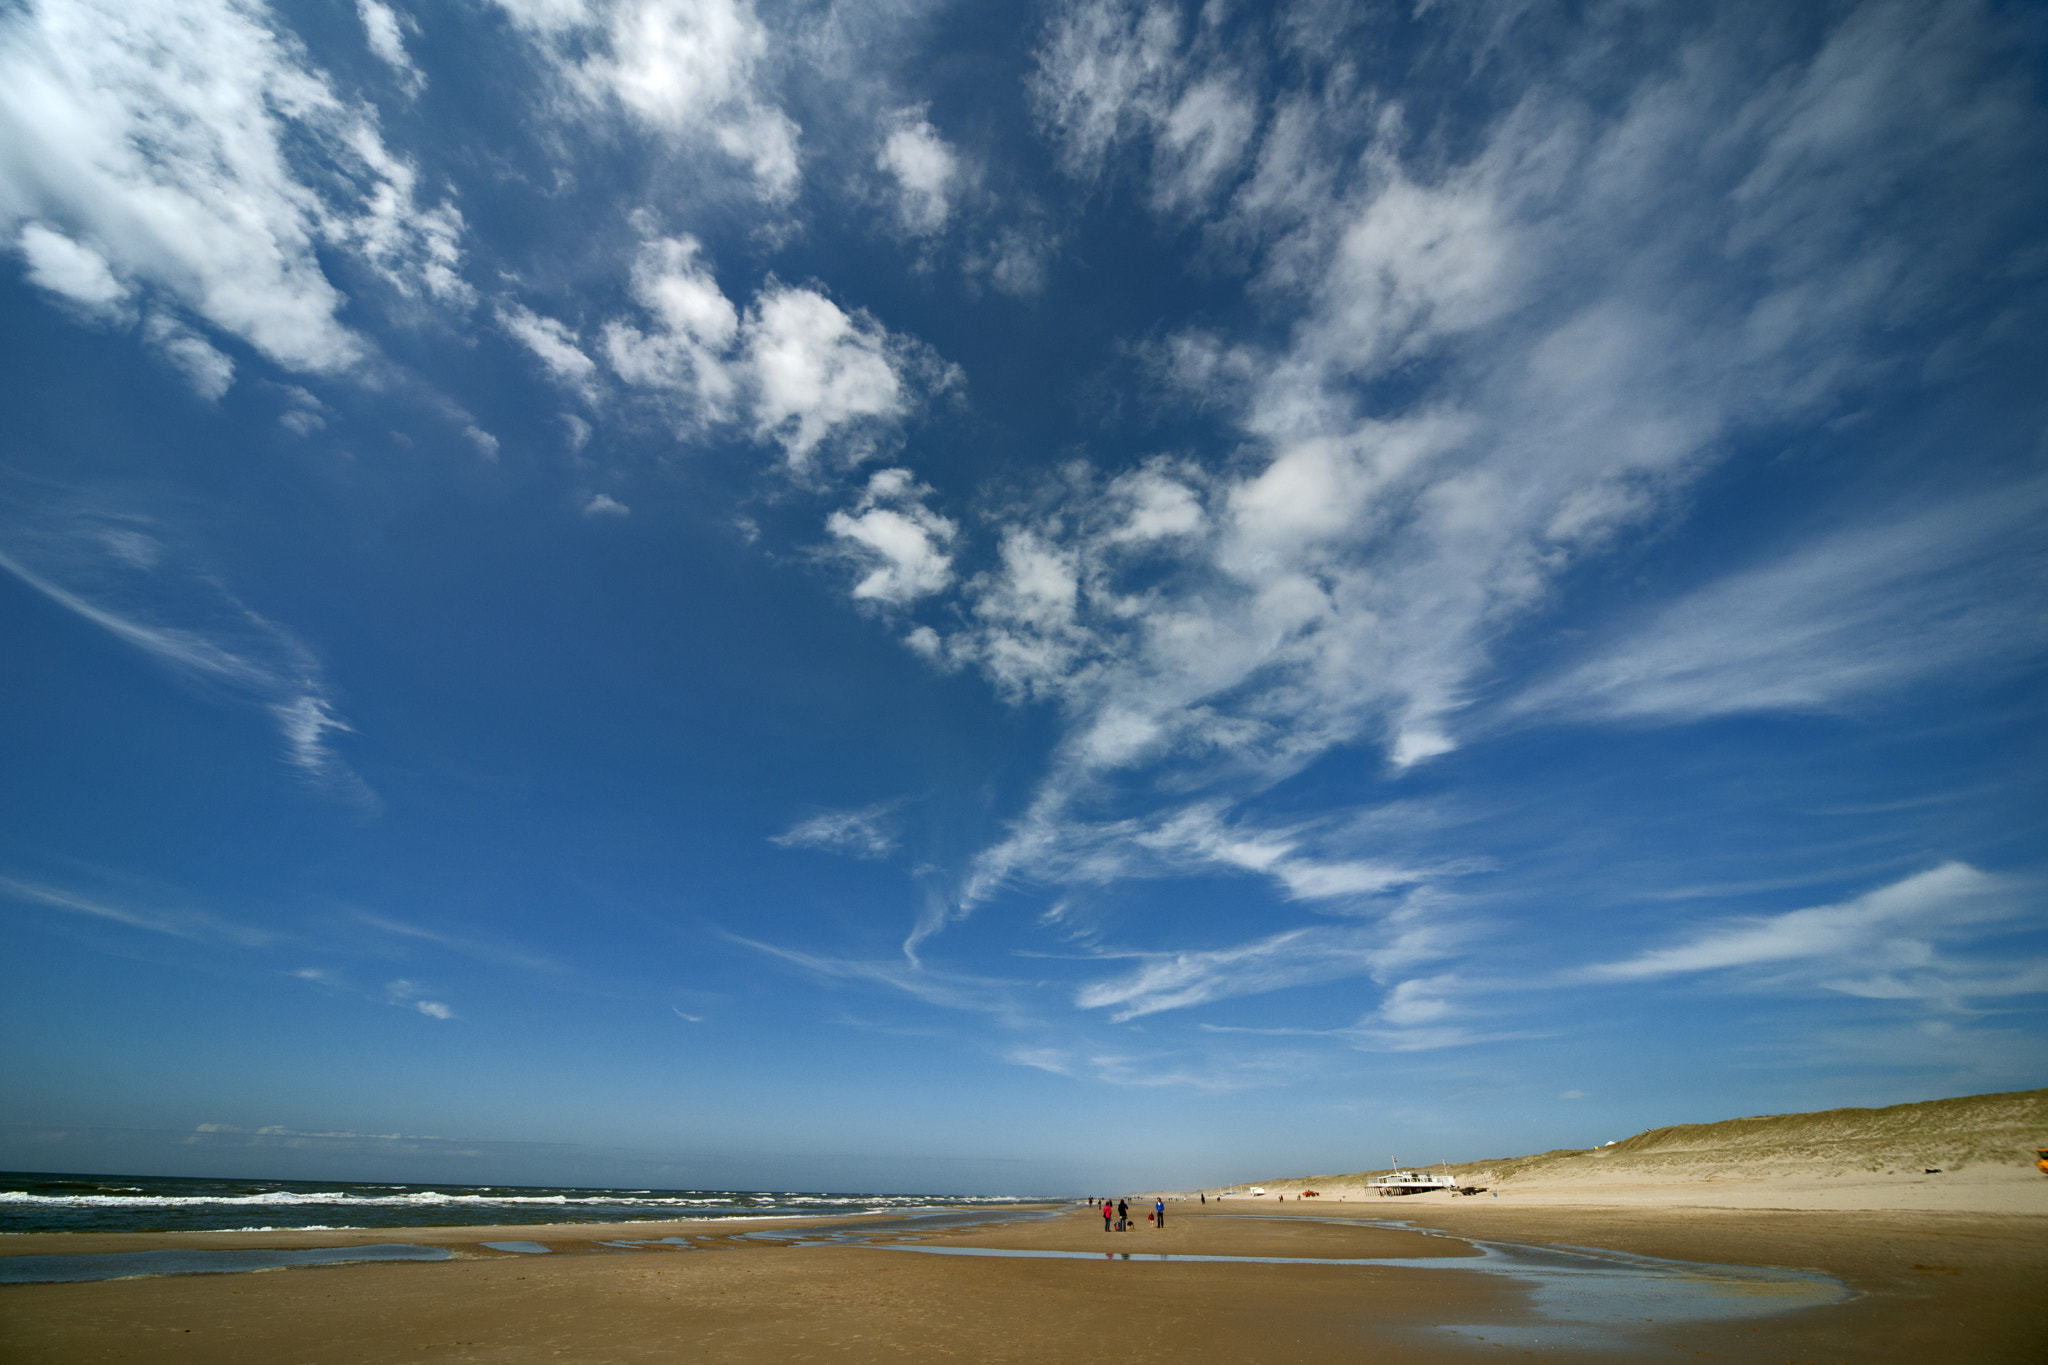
[1234,1087,2048,1213]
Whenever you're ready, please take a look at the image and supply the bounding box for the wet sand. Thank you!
[4,1200,2044,1363]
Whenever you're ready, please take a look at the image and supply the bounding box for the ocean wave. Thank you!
[0,1190,1034,1210]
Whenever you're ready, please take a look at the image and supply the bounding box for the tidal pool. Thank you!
[760,1213,1852,1351]
[0,1243,452,1284]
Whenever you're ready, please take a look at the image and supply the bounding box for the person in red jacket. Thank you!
[1101,1198,1113,1231]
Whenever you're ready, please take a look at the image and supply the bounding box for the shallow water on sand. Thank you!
[0,1205,1853,1350]
[755,1212,1853,1350]
[0,1243,452,1284]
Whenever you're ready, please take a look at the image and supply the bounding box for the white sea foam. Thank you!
[0,1190,1035,1210]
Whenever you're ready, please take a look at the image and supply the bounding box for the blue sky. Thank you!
[1,0,2044,1196]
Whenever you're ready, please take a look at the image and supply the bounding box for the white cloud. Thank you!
[730,934,1026,1021]
[1582,863,2024,989]
[1030,0,1182,179]
[770,803,899,858]
[583,492,629,516]
[877,109,961,235]
[742,284,911,468]
[18,225,237,400]
[15,222,126,313]
[1030,0,1256,212]
[1512,483,2048,724]
[598,233,950,467]
[1075,922,1425,1022]
[0,516,372,804]
[0,0,471,374]
[495,0,800,201]
[385,978,456,1018]
[602,233,741,423]
[357,0,425,97]
[970,225,1058,298]
[0,874,273,948]
[500,303,600,401]
[925,1,2048,941]
[279,385,327,436]
[826,468,956,605]
[143,314,235,400]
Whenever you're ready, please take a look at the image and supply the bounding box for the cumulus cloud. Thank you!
[602,233,742,423]
[597,234,946,465]
[0,0,471,373]
[741,285,912,467]
[583,492,629,516]
[15,222,126,314]
[493,0,799,201]
[826,468,956,605]
[877,109,962,235]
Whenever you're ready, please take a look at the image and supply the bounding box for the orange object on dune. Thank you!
[2037,1148,2047,1176]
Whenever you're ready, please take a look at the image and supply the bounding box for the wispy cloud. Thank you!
[1075,906,1461,1022]
[0,874,274,948]
[384,978,457,1019]
[728,933,1029,1023]
[1579,862,2042,1008]
[357,0,426,98]
[769,802,900,858]
[0,511,372,805]
[353,910,559,974]
[1511,484,2048,725]
[879,0,2048,963]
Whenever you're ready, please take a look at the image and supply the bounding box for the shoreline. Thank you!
[3,1197,2044,1362]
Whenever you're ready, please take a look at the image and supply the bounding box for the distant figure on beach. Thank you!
[1102,1199,1112,1231]
[1117,1198,1128,1231]
[1200,1191,1205,1204]
[1154,1197,1165,1228]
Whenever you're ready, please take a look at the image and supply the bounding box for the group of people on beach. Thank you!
[1098,1197,1165,1231]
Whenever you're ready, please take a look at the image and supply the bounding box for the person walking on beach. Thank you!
[1154,1197,1165,1229]
[1102,1199,1113,1232]
[1116,1198,1128,1231]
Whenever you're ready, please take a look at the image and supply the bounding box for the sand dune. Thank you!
[1239,1087,2048,1211]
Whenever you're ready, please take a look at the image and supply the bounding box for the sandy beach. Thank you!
[4,1192,2044,1363]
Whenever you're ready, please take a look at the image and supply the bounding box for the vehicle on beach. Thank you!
[1368,1165,1488,1197]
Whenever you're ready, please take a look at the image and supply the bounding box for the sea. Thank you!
[0,1171,1052,1236]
